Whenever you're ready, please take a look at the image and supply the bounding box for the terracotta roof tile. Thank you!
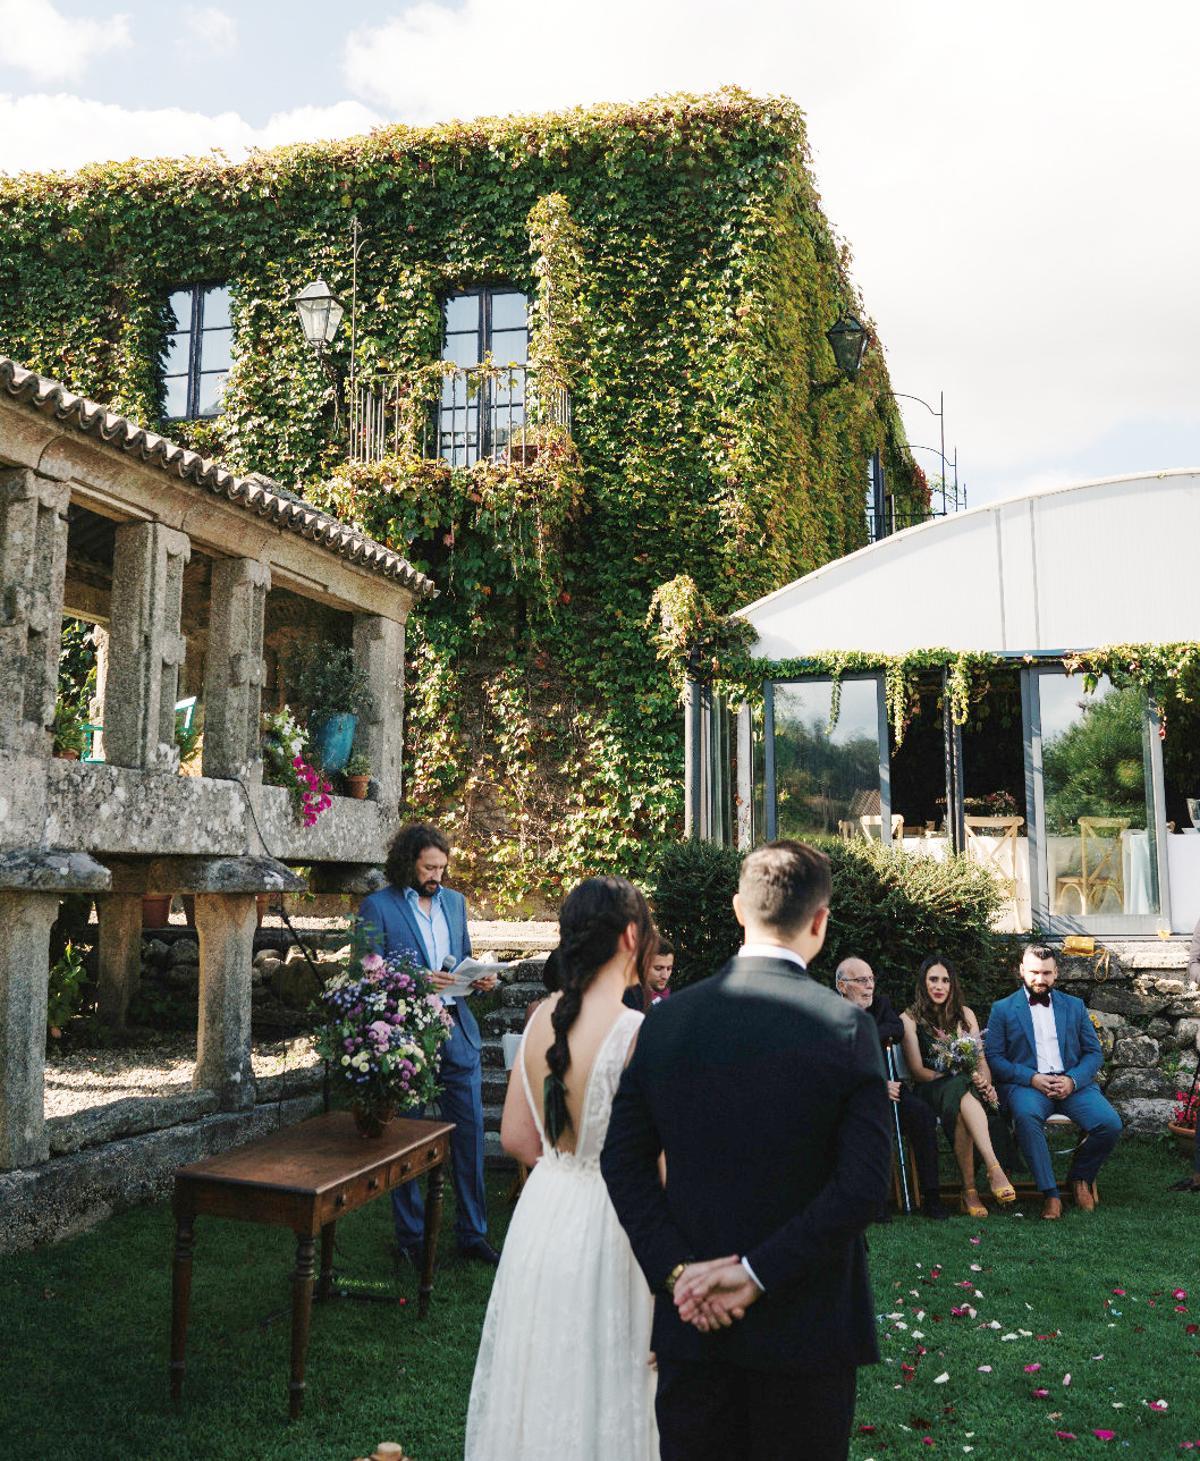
[0,356,435,598]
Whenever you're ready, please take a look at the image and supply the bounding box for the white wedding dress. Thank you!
[465,1007,658,1460]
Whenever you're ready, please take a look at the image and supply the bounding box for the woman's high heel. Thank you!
[961,1188,988,1219]
[987,1164,1017,1204]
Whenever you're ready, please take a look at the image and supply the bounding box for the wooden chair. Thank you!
[860,814,904,843]
[964,815,1024,900]
[1055,817,1129,914]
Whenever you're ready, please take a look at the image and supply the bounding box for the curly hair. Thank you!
[907,953,968,1035]
[543,876,655,1149]
[384,823,450,890]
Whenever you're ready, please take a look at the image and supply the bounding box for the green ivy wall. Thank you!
[0,88,919,909]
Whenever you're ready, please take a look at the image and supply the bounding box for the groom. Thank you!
[601,841,892,1461]
[358,823,500,1265]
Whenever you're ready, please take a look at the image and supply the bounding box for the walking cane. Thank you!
[885,1043,914,1215]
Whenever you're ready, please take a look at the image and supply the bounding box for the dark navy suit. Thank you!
[357,883,489,1249]
[984,987,1122,1193]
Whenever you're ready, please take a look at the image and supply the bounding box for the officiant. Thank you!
[358,823,501,1266]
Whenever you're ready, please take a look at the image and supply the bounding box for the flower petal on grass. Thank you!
[1024,1363,1042,1372]
[934,1372,949,1384]
[1094,1430,1116,1441]
[1031,1388,1050,1399]
[1053,1432,1077,1441]
[1149,1401,1169,1412]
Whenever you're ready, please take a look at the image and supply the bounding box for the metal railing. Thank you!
[348,364,570,467]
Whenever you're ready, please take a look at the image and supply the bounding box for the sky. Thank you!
[1,0,1197,507]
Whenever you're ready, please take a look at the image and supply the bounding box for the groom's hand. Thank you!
[675,1260,761,1332]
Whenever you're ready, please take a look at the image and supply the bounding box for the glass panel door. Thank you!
[1030,668,1168,933]
[767,677,890,843]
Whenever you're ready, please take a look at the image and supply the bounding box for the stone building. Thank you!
[0,356,432,1242]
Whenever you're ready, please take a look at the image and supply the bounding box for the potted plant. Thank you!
[287,645,369,773]
[313,945,452,1136]
[261,707,333,827]
[343,750,371,799]
[52,699,87,760]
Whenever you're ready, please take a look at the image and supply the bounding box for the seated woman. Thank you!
[901,954,1017,1218]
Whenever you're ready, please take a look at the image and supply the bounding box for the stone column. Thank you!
[0,468,71,757]
[202,558,270,783]
[105,521,190,771]
[95,892,144,1027]
[352,614,404,807]
[193,893,258,1110]
[0,849,110,1170]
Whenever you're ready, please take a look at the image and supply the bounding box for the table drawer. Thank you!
[318,1138,448,1223]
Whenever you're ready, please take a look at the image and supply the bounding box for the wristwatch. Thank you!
[664,1262,688,1295]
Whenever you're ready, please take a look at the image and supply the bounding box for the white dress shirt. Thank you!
[1028,991,1065,1074]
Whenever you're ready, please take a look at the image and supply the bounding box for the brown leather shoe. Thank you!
[1071,1179,1096,1213]
[1042,1195,1063,1220]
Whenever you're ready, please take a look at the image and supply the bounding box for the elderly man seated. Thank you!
[836,957,949,1220]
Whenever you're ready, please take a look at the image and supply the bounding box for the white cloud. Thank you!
[0,0,130,86]
[342,0,1200,503]
[0,94,383,174]
[181,5,237,57]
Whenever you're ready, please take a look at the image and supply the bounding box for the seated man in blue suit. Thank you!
[358,823,500,1265]
[984,943,1122,1221]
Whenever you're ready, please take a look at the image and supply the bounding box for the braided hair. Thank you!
[543,876,655,1149]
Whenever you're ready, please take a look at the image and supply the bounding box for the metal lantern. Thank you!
[294,278,344,351]
[826,314,869,380]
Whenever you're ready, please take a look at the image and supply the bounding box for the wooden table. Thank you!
[170,1112,454,1419]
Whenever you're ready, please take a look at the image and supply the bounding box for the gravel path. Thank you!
[43,1034,319,1119]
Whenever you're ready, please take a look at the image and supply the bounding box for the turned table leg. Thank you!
[317,1222,336,1302]
[419,1164,445,1319]
[289,1234,316,1420]
[170,1212,195,1403]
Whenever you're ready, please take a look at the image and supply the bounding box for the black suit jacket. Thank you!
[601,956,891,1373]
[868,991,905,1050]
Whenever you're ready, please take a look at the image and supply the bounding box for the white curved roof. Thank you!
[739,469,1200,659]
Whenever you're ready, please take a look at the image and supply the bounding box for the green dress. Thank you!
[912,1023,1020,1171]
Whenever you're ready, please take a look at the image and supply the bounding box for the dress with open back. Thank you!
[464,1006,657,1460]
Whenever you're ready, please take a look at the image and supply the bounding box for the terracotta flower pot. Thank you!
[1169,1121,1198,1158]
[53,748,80,761]
[141,894,173,929]
[345,774,370,800]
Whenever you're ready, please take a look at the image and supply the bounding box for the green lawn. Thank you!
[0,1140,1196,1459]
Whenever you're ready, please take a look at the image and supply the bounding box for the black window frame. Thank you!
[438,284,530,465]
[163,282,233,422]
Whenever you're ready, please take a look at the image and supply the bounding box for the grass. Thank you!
[0,1141,1196,1459]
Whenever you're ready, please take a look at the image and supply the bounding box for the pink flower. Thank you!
[1093,1431,1115,1442]
[1031,1387,1050,1398]
[361,953,384,973]
[1149,1401,1168,1413]
[1024,1363,1042,1373]
[1173,1289,1188,1301]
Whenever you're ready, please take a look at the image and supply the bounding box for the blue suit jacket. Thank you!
[357,884,479,1049]
[984,987,1104,1094]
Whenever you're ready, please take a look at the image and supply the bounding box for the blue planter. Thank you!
[310,712,357,773]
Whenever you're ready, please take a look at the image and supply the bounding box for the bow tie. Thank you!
[1028,991,1051,1008]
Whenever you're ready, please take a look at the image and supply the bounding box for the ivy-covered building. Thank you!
[0,88,921,906]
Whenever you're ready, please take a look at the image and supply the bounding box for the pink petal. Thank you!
[1149,1401,1168,1412]
[1024,1363,1043,1372]
[1093,1431,1115,1442]
[1063,1375,1071,1386]
[1054,1433,1077,1441]
[1032,1387,1050,1398]
[1173,1289,1188,1300]
[1112,1288,1125,1296]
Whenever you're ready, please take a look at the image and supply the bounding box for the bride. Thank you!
[465,876,660,1460]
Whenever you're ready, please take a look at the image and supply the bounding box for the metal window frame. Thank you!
[764,673,892,844]
[439,285,530,464]
[164,282,231,422]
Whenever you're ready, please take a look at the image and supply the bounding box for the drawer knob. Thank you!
[367,1177,379,1191]
[335,1195,346,1208]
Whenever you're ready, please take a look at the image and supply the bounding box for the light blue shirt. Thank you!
[405,885,454,1003]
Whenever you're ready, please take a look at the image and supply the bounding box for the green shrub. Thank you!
[47,942,88,1037]
[647,837,1008,1013]
[286,645,369,720]
[646,840,743,990]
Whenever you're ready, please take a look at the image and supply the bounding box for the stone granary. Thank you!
[0,356,433,1180]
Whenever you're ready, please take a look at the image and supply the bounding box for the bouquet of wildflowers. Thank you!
[314,947,452,1115]
[928,1029,983,1077]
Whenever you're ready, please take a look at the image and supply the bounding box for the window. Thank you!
[439,287,529,465]
[164,285,233,420]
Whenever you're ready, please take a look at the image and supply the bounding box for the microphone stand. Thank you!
[885,1042,914,1215]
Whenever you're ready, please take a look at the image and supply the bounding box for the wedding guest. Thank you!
[985,943,1122,1220]
[901,955,1017,1218]
[602,840,892,1461]
[835,957,949,1220]
[648,938,674,1004]
[358,823,500,1266]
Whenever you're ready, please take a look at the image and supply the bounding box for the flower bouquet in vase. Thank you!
[314,946,453,1137]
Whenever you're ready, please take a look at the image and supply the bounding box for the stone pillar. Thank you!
[352,614,404,807]
[0,468,71,757]
[105,521,190,771]
[0,849,110,1170]
[202,558,270,783]
[96,892,144,1027]
[193,893,258,1110]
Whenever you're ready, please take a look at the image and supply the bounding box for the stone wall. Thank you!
[1052,938,1198,1133]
